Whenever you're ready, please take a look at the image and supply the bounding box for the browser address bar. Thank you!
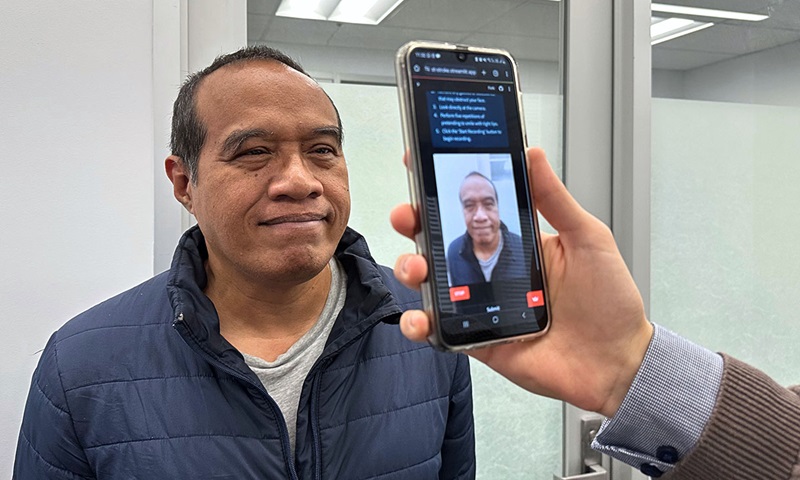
[415,64,479,78]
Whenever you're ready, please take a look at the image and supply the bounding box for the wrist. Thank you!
[600,321,654,417]
[592,325,723,473]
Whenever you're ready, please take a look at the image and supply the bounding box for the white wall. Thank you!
[0,1,246,475]
[0,0,157,475]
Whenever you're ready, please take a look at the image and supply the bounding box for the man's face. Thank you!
[460,175,500,249]
[180,60,350,286]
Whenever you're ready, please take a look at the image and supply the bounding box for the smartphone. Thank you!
[395,41,550,351]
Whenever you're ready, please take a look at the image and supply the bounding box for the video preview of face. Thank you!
[412,51,545,317]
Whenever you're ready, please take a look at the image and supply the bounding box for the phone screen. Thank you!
[398,44,549,349]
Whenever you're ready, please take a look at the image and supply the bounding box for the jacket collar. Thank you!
[459,221,512,258]
[166,225,401,364]
[326,228,403,346]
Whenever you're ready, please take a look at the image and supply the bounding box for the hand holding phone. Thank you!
[395,41,550,351]
[392,147,653,417]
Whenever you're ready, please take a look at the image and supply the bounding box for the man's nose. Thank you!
[267,152,323,200]
[473,205,489,221]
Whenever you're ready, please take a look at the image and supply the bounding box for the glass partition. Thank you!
[651,0,800,385]
[651,98,800,384]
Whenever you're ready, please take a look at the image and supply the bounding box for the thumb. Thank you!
[527,147,588,235]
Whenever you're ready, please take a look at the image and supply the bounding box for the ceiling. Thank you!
[248,0,800,71]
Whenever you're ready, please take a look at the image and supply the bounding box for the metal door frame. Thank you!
[561,0,652,478]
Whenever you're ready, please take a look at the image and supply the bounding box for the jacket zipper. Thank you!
[177,304,401,480]
[307,309,399,480]
[310,357,332,480]
[174,314,300,480]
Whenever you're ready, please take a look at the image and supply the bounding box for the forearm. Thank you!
[593,325,723,477]
[666,356,800,480]
[593,325,800,479]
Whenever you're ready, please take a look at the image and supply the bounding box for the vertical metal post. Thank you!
[561,0,614,476]
[611,2,652,477]
[562,0,613,226]
[612,0,652,317]
[561,0,652,478]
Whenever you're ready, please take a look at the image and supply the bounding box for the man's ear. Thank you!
[165,155,194,213]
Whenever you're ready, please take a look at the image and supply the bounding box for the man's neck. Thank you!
[472,237,501,261]
[204,261,333,362]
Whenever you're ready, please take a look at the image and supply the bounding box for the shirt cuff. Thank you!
[591,324,723,476]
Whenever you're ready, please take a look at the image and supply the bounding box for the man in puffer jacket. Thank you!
[13,45,475,480]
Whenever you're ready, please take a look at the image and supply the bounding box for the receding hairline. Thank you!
[459,172,498,203]
[194,57,324,104]
[192,58,343,144]
[204,57,313,81]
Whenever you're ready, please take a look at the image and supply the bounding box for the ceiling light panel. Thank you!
[276,0,405,25]
[651,16,714,45]
[651,17,694,38]
[276,0,331,21]
[651,3,768,22]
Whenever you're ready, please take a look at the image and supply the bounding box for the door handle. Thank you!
[553,415,610,480]
[554,463,608,480]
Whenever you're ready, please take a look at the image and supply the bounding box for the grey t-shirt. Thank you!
[242,258,346,455]
[478,233,504,281]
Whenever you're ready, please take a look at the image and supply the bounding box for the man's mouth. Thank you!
[259,213,327,226]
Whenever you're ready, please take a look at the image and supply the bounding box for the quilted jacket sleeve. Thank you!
[13,333,94,480]
[667,355,800,480]
[438,353,476,480]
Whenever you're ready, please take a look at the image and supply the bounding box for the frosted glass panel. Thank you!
[651,98,800,385]
[326,83,563,479]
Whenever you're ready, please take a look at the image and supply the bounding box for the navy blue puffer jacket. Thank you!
[14,227,475,479]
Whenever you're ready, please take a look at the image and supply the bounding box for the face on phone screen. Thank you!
[401,45,549,348]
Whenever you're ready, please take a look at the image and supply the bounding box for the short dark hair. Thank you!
[170,45,342,183]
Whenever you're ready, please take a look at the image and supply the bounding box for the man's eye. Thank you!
[244,148,269,156]
[312,146,337,155]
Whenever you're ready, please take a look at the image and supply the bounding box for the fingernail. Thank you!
[399,256,409,275]
[407,313,418,330]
